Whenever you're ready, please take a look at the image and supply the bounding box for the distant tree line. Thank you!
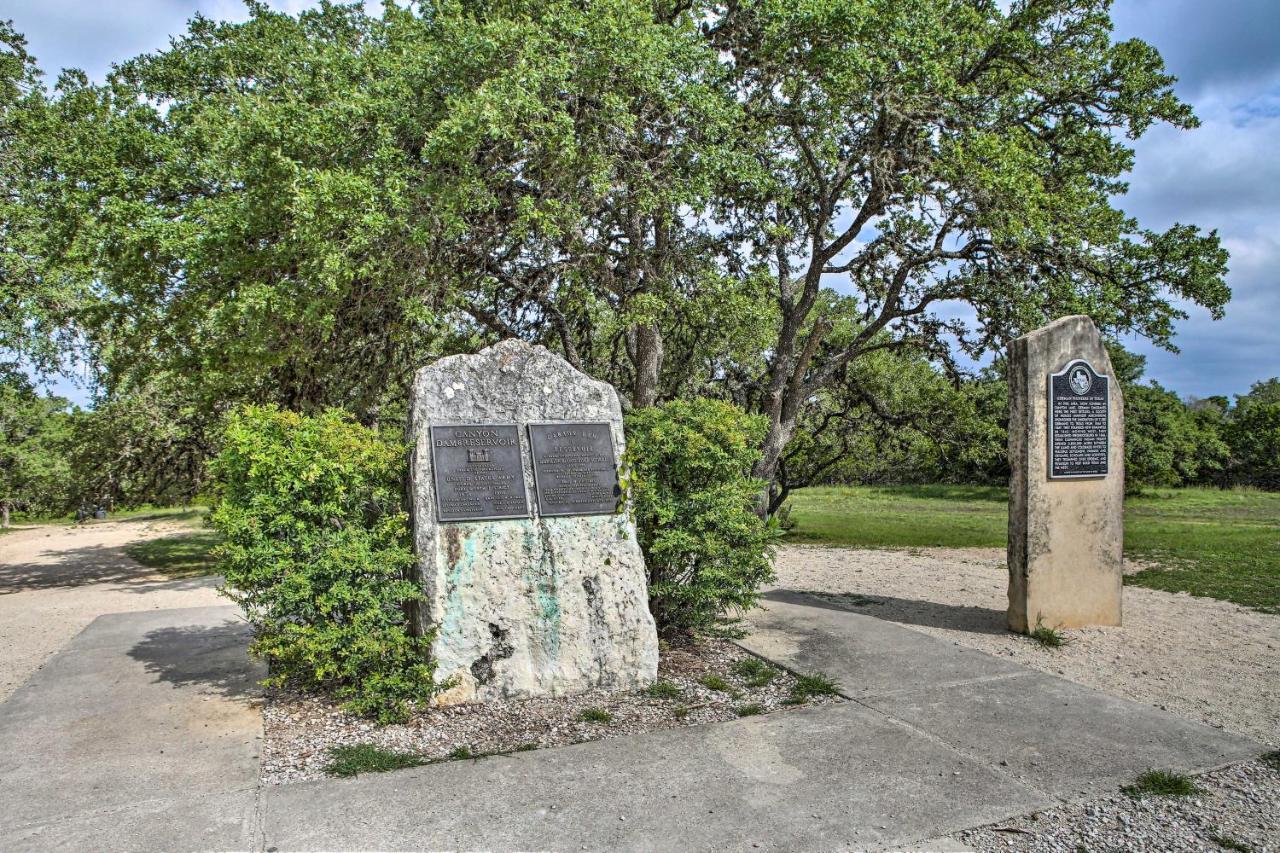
[5,340,1274,527]
[781,344,1280,496]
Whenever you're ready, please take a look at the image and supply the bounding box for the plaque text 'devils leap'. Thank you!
[527,422,621,517]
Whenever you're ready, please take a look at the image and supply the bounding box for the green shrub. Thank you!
[209,405,435,723]
[625,399,778,636]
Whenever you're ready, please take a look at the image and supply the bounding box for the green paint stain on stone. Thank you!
[440,531,479,650]
[526,521,562,660]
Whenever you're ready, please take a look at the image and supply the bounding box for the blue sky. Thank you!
[9,0,1279,404]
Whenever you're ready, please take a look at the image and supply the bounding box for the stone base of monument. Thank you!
[1007,315,1125,632]
[408,340,659,704]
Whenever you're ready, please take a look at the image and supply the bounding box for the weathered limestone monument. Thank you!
[1007,315,1124,632]
[408,339,659,703]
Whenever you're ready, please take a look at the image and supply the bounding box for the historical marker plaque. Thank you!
[430,424,530,522]
[527,422,621,517]
[1048,359,1109,479]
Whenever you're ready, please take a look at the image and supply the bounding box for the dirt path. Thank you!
[0,518,225,702]
[772,544,1280,746]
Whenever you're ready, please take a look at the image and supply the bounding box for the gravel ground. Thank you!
[773,544,1279,746]
[956,756,1280,852]
[0,517,223,701]
[261,636,840,784]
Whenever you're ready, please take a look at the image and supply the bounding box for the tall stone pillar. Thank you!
[1007,315,1124,632]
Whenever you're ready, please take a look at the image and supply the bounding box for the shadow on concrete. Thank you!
[0,542,219,595]
[764,588,1009,636]
[126,620,262,701]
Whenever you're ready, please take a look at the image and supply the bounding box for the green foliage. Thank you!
[0,375,74,525]
[1224,384,1280,490]
[1028,618,1071,649]
[3,1,1233,510]
[0,23,86,374]
[625,398,778,636]
[578,708,613,723]
[1121,769,1201,798]
[732,657,778,687]
[645,679,682,700]
[209,405,434,723]
[735,703,765,717]
[125,531,222,578]
[781,348,1008,500]
[788,673,841,704]
[324,743,426,778]
[697,674,737,695]
[65,373,216,510]
[785,343,1276,496]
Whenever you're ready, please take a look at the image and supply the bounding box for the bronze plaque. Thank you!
[527,422,621,517]
[1048,359,1109,479]
[429,424,530,522]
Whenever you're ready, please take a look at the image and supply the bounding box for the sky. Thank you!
[8,0,1279,405]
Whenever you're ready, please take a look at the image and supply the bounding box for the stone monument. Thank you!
[407,339,659,703]
[1007,315,1124,632]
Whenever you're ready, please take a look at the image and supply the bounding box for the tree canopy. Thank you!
[2,0,1233,504]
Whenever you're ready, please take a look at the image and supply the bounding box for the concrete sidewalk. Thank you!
[0,605,265,851]
[739,591,1262,802]
[0,597,1263,851]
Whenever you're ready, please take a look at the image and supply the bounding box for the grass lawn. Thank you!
[125,530,222,578]
[784,485,1280,614]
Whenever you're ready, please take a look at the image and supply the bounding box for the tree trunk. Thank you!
[631,322,664,409]
[1,502,9,529]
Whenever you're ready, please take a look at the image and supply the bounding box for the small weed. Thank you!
[646,679,682,700]
[514,743,538,752]
[698,674,740,697]
[579,707,612,723]
[1029,616,1071,649]
[733,658,778,687]
[735,703,765,717]
[324,743,425,777]
[1121,769,1201,798]
[672,704,693,720]
[1260,750,1280,770]
[1209,832,1251,852]
[447,745,474,761]
[787,672,841,704]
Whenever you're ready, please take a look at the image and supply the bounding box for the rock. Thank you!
[408,340,659,703]
[1006,315,1124,632]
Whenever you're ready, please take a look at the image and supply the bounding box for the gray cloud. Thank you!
[1112,0,1280,96]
